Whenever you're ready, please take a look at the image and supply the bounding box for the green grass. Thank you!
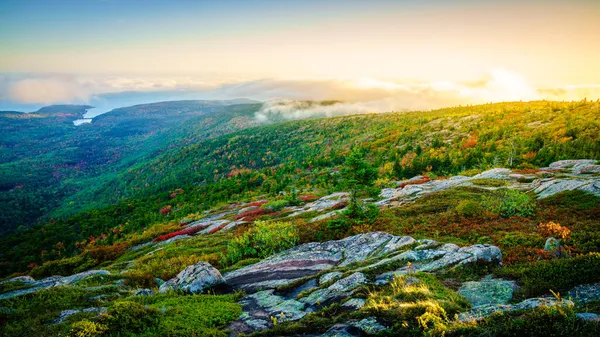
[104,293,241,337]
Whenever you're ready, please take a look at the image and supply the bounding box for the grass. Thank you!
[363,273,471,334]
[103,293,241,337]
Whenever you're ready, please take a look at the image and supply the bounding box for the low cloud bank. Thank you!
[1,70,599,118]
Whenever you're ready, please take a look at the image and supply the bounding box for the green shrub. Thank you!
[30,254,95,278]
[470,178,508,187]
[67,320,107,337]
[444,304,599,337]
[495,253,600,298]
[262,199,290,212]
[104,301,158,333]
[123,270,157,289]
[455,200,483,217]
[481,189,536,218]
[225,221,299,264]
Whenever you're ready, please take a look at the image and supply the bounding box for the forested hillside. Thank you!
[0,100,263,235]
[1,100,598,276]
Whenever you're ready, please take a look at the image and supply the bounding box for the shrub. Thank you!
[496,253,600,298]
[470,178,508,187]
[262,199,290,212]
[233,208,267,221]
[455,200,483,217]
[445,304,600,337]
[67,320,107,337]
[225,221,299,264]
[104,301,158,333]
[298,194,319,202]
[87,243,128,263]
[538,221,571,239]
[30,254,95,278]
[123,270,158,288]
[126,253,215,281]
[153,224,205,242]
[481,189,536,218]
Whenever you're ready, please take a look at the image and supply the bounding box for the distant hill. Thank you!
[0,100,264,235]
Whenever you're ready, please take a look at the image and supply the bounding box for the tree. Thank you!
[327,149,379,233]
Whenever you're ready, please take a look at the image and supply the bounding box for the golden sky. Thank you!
[1,0,599,107]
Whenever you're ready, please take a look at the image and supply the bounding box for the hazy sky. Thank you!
[1,0,599,110]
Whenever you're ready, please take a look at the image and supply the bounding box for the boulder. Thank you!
[549,159,596,170]
[321,317,387,337]
[300,272,368,306]
[576,313,600,322]
[135,288,155,296]
[159,261,224,294]
[229,289,308,334]
[533,179,600,198]
[579,165,600,174]
[544,237,561,252]
[51,307,106,324]
[0,270,111,300]
[458,297,574,321]
[568,283,600,304]
[353,317,388,335]
[376,244,501,284]
[0,276,35,285]
[320,272,344,285]
[458,276,517,307]
[342,298,366,310]
[472,168,512,180]
[156,234,191,246]
[224,232,414,292]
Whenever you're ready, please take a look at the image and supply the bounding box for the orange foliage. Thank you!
[462,133,479,149]
[538,221,571,239]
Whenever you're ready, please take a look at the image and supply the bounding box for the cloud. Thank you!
[7,77,92,105]
[1,70,599,116]
[250,69,547,120]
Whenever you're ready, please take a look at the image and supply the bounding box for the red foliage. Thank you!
[159,205,172,215]
[398,177,430,188]
[153,224,205,242]
[246,200,267,208]
[233,208,267,221]
[169,188,185,199]
[299,195,319,202]
[208,223,228,234]
[331,201,348,210]
[462,133,479,149]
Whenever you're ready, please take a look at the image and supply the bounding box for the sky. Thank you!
[1,0,599,113]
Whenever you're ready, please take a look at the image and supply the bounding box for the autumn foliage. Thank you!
[153,224,205,242]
